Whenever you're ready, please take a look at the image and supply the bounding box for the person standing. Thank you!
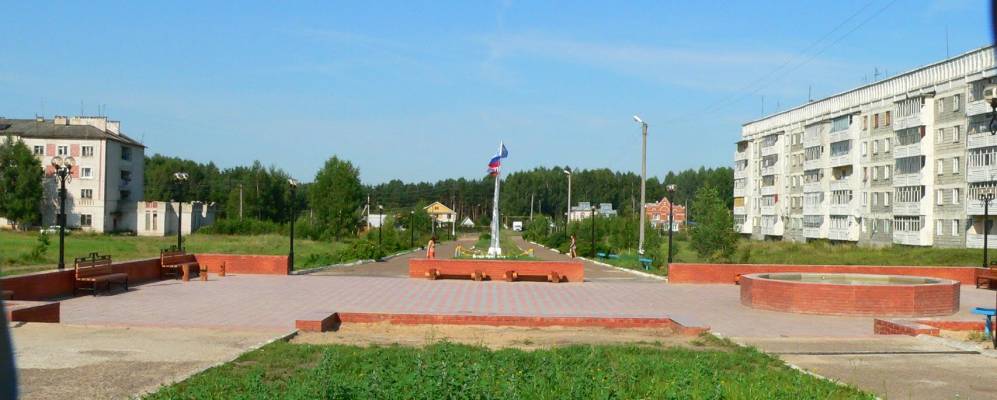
[427,236,437,259]
[569,234,577,258]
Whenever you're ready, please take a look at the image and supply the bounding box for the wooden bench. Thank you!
[74,253,128,296]
[976,266,997,289]
[1,290,12,300]
[160,246,199,280]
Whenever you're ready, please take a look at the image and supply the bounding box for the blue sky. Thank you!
[0,0,990,184]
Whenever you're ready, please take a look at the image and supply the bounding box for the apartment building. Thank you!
[734,46,997,248]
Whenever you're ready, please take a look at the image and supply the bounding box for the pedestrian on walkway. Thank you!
[427,236,437,259]
[569,234,577,258]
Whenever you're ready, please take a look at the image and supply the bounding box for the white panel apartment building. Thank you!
[734,46,997,248]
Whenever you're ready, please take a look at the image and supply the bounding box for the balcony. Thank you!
[892,114,923,131]
[968,133,997,150]
[803,226,823,238]
[892,172,924,187]
[77,198,95,207]
[893,230,926,246]
[828,202,854,216]
[966,99,990,117]
[967,233,997,248]
[803,181,823,193]
[828,130,853,144]
[733,187,746,197]
[734,169,747,179]
[736,220,753,234]
[829,179,853,192]
[803,133,822,147]
[892,201,925,215]
[761,225,782,236]
[828,226,858,241]
[968,164,997,183]
[760,205,777,215]
[829,152,855,167]
[803,203,824,215]
[803,158,825,170]
[760,144,780,157]
[893,143,922,158]
[734,150,749,161]
[733,206,746,215]
[760,185,777,196]
[966,198,996,215]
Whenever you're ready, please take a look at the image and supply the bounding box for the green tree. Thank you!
[310,156,363,239]
[0,136,43,229]
[688,185,738,261]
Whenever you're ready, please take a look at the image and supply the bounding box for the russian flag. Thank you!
[487,143,509,175]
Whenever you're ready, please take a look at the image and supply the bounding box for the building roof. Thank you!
[0,118,145,147]
[423,201,455,215]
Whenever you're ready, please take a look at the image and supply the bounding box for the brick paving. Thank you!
[57,272,995,337]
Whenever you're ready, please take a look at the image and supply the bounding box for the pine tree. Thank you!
[688,184,738,261]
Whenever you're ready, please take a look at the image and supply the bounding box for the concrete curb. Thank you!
[916,334,997,358]
[526,240,666,281]
[291,248,419,275]
[139,329,299,397]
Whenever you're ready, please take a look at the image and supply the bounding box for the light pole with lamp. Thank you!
[288,179,298,269]
[666,184,677,264]
[410,210,415,248]
[172,172,189,250]
[563,167,572,230]
[985,90,997,348]
[590,204,597,258]
[378,205,384,249]
[633,115,648,255]
[51,156,75,270]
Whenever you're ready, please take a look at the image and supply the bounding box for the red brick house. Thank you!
[645,197,686,231]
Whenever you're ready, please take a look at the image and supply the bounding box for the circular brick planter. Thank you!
[739,273,960,317]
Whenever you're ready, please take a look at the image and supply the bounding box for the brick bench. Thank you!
[411,259,584,282]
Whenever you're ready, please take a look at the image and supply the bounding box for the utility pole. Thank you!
[238,184,243,220]
[634,115,648,255]
[529,192,534,220]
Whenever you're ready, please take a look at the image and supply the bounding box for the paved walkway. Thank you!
[57,273,994,338]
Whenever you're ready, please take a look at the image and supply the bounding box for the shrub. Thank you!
[201,218,284,235]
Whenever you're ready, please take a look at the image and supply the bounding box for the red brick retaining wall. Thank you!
[740,274,961,317]
[194,254,290,275]
[670,263,980,285]
[409,258,584,282]
[1,254,289,300]
[5,300,60,323]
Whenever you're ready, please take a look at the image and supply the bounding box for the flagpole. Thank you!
[488,141,503,257]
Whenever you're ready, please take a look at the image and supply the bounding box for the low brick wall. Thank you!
[409,258,584,282]
[194,254,290,275]
[669,263,980,285]
[5,300,60,323]
[1,253,289,301]
[740,273,961,317]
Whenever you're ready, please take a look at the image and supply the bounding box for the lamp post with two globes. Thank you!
[51,156,76,270]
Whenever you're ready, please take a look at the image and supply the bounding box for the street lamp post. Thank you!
[563,167,572,229]
[51,157,75,270]
[633,115,648,255]
[590,205,597,258]
[288,179,298,269]
[378,205,384,249]
[172,172,189,250]
[666,184,677,264]
[410,210,415,248]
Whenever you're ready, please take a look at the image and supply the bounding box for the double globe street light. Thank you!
[51,156,76,270]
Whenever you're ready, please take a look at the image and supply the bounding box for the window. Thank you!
[863,116,868,130]
[953,94,961,111]
[80,214,92,227]
[121,147,132,161]
[936,159,944,175]
[873,140,879,154]
[873,114,879,128]
[938,99,945,113]
[884,139,890,152]
[884,111,892,126]
[861,142,867,156]
[936,189,944,205]
[872,192,879,206]
[952,220,959,236]
[120,190,130,200]
[936,220,943,236]
[954,125,961,143]
[81,145,94,157]
[57,145,68,156]
[936,128,944,143]
[863,192,868,206]
[953,188,961,204]
[80,189,93,199]
[81,167,93,179]
[884,192,891,206]
[884,165,891,179]
[32,145,44,155]
[953,157,960,174]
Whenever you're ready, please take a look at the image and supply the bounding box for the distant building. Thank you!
[645,197,686,231]
[568,202,617,221]
[460,217,475,228]
[367,214,387,228]
[0,115,215,235]
[423,201,457,224]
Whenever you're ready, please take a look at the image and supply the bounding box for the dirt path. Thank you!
[309,234,476,277]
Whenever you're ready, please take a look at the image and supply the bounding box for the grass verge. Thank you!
[147,338,873,399]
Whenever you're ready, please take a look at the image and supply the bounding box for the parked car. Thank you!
[40,225,63,235]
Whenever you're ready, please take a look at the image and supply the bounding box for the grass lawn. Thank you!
[461,230,534,259]
[148,337,872,399]
[0,230,348,276]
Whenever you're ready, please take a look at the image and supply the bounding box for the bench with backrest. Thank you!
[160,246,199,280]
[977,265,997,289]
[74,253,128,296]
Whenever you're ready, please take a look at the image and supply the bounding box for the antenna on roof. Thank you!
[80,100,84,116]
[945,25,950,58]
[808,85,813,102]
